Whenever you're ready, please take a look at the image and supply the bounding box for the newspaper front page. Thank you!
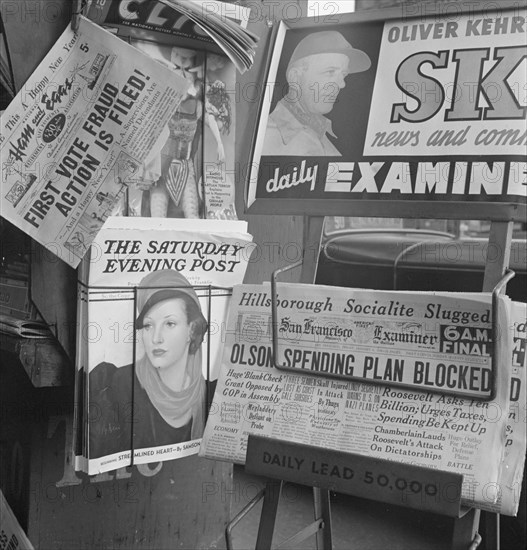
[0,17,190,267]
[77,217,253,474]
[200,283,518,513]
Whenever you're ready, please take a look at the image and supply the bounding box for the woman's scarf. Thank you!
[136,349,205,440]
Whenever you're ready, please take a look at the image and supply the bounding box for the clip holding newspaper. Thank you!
[0,17,191,268]
[200,283,526,515]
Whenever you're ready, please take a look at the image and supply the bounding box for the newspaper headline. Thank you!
[239,286,502,398]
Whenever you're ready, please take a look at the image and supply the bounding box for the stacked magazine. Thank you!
[74,216,253,474]
[87,0,258,73]
[158,0,258,72]
[86,0,255,221]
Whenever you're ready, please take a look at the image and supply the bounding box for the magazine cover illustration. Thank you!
[77,217,252,474]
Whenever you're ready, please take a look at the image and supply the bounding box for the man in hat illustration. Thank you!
[262,30,371,156]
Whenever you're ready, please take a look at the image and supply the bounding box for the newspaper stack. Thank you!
[0,254,32,319]
[74,217,253,474]
[200,283,526,515]
[0,490,34,550]
[487,301,526,516]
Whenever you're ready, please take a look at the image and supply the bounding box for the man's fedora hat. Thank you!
[287,30,371,74]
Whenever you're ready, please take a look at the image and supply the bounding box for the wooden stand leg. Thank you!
[482,511,500,550]
[451,508,481,550]
[313,488,333,550]
[255,481,283,550]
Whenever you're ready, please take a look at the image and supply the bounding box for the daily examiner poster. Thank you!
[247,3,527,218]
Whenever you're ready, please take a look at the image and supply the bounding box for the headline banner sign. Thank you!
[245,435,464,517]
[246,1,526,220]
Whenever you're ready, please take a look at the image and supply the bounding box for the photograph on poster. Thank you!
[261,29,372,157]
[257,18,380,162]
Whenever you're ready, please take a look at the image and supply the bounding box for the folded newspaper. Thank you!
[75,216,253,475]
[199,283,523,514]
[487,301,526,516]
[0,17,191,267]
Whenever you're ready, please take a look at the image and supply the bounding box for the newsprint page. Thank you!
[200,283,526,515]
[0,17,190,267]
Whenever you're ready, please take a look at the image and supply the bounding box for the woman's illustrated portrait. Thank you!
[88,270,208,459]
